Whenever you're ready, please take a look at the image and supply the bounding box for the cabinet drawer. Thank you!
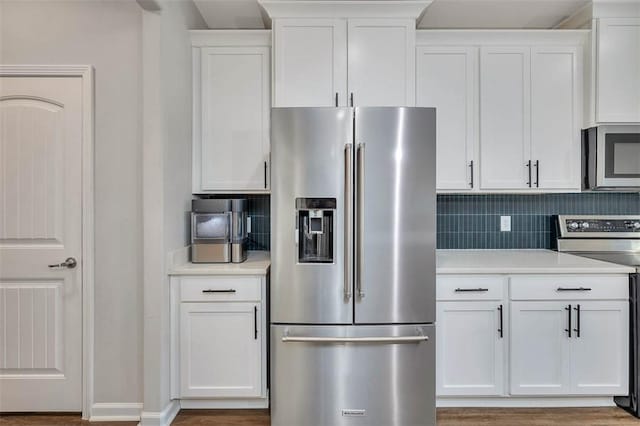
[437,275,506,301]
[180,276,261,302]
[510,275,628,301]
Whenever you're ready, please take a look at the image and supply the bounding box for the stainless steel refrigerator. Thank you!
[270,107,436,426]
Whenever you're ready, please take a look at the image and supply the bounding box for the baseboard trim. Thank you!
[437,396,615,408]
[139,399,180,426]
[89,402,143,421]
[179,398,269,409]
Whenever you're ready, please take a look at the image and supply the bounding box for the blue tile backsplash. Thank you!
[437,193,640,249]
[245,193,639,251]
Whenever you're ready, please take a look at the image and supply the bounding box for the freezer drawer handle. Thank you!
[557,287,592,292]
[202,289,236,294]
[454,288,489,292]
[281,335,428,344]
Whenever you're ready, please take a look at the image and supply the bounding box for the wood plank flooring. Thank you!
[2,407,640,425]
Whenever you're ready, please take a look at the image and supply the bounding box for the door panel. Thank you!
[347,19,415,107]
[180,302,261,398]
[531,46,580,190]
[199,46,270,191]
[273,19,347,107]
[0,76,83,411]
[437,302,505,396]
[271,324,435,426]
[271,108,353,324]
[480,47,531,190]
[416,46,477,191]
[510,301,571,395]
[354,107,436,324]
[571,301,628,395]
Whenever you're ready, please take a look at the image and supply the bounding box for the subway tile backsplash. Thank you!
[243,193,640,251]
[437,193,640,249]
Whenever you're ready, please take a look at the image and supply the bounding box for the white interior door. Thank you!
[0,76,83,411]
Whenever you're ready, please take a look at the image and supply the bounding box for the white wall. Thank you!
[0,0,144,405]
[139,0,205,419]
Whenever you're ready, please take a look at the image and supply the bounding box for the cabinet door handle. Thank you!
[350,92,354,107]
[565,304,572,338]
[454,288,489,292]
[202,289,236,293]
[335,92,339,107]
[557,287,591,292]
[534,160,540,188]
[264,161,267,189]
[498,304,504,338]
[526,160,532,187]
[573,304,581,338]
[469,160,474,188]
[254,305,258,340]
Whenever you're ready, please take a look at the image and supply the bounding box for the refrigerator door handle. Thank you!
[356,143,365,299]
[281,334,428,344]
[344,144,353,301]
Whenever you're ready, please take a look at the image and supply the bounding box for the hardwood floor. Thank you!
[2,408,640,425]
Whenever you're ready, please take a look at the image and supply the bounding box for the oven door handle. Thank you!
[281,335,428,344]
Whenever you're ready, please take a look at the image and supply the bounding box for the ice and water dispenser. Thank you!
[296,198,335,264]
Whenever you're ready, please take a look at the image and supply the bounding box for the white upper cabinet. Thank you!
[530,46,581,190]
[596,18,640,123]
[417,46,477,191]
[273,19,347,107]
[192,32,271,193]
[479,47,531,190]
[273,18,416,107]
[347,19,415,106]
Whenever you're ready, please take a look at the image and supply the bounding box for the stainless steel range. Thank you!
[555,215,640,416]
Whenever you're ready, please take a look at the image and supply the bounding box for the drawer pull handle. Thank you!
[202,289,236,293]
[557,287,591,292]
[454,288,489,292]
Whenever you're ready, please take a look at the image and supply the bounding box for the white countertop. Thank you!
[436,249,636,274]
[169,250,270,276]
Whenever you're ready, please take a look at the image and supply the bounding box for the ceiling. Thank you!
[192,0,591,29]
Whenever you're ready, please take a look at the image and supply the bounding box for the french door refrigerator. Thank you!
[270,107,436,426]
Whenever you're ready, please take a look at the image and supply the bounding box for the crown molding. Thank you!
[258,1,431,23]
[190,30,272,47]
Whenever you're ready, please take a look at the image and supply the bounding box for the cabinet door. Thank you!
[417,46,477,191]
[347,19,415,107]
[273,19,347,107]
[531,46,581,190]
[180,302,261,398]
[570,301,629,395]
[510,301,571,395]
[597,18,640,123]
[196,47,270,191]
[480,47,531,190]
[437,301,505,396]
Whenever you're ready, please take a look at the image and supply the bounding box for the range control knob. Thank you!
[580,221,590,229]
[568,221,580,230]
[634,222,640,230]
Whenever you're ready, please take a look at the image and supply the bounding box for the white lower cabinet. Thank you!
[510,301,572,395]
[510,300,628,396]
[171,274,268,406]
[437,301,505,396]
[437,274,629,402]
[180,302,262,398]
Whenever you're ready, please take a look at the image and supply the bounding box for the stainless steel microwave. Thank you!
[582,125,640,191]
